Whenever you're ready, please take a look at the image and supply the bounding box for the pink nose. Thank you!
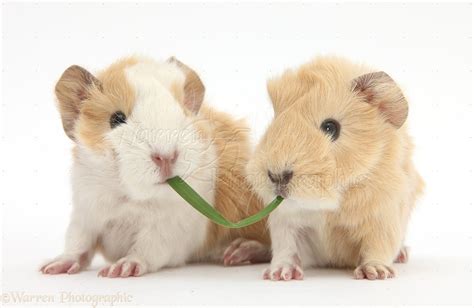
[151,152,178,179]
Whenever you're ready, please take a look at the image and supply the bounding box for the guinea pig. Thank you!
[40,56,270,277]
[246,56,424,280]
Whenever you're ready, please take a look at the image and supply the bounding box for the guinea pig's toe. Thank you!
[97,266,110,277]
[353,266,364,279]
[41,259,80,275]
[270,268,283,281]
[120,262,134,277]
[66,262,81,274]
[354,264,376,280]
[395,246,409,263]
[223,238,270,266]
[281,267,293,280]
[107,263,123,278]
[98,257,146,278]
[262,267,271,280]
[264,260,304,281]
[293,266,304,280]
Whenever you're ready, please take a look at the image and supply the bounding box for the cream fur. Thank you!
[247,56,424,280]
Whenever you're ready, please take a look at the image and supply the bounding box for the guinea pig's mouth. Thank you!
[154,181,168,186]
[152,169,176,186]
[274,187,289,198]
[154,175,175,185]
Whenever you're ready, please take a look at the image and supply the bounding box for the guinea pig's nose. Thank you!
[268,170,293,186]
[151,154,163,166]
[151,151,178,179]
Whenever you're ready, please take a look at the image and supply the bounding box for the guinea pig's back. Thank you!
[196,105,271,249]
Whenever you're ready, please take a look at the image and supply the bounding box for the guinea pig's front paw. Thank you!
[354,262,395,280]
[98,257,147,278]
[40,258,81,275]
[263,255,304,281]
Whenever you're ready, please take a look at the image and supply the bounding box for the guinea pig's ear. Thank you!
[267,76,286,114]
[167,57,205,114]
[267,69,314,114]
[55,65,102,140]
[352,71,408,128]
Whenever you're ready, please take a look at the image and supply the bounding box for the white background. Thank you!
[1,1,472,306]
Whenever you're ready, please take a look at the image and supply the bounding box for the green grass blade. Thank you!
[167,176,283,229]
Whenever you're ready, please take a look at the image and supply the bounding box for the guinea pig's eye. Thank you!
[320,119,340,141]
[110,111,127,129]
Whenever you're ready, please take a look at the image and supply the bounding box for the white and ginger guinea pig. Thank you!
[247,56,424,281]
[41,56,270,277]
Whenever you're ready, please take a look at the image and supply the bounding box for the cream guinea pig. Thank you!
[246,56,424,280]
[41,56,270,277]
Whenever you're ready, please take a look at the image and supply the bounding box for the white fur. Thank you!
[284,197,340,211]
[44,59,218,276]
[266,197,338,276]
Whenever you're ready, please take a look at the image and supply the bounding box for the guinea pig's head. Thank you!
[55,56,213,200]
[247,57,408,210]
